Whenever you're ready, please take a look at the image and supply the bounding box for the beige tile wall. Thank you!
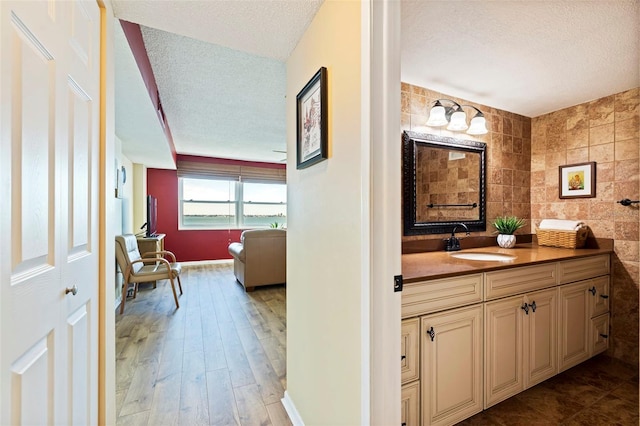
[401,83,532,241]
[531,88,640,365]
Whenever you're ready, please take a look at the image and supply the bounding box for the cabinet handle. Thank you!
[521,303,529,315]
[599,333,609,338]
[589,286,597,296]
[426,327,435,341]
[402,423,407,426]
[528,301,537,313]
[401,355,406,361]
[600,294,609,299]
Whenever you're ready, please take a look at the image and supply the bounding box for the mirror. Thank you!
[403,131,486,235]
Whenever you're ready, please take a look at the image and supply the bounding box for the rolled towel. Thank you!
[539,219,585,231]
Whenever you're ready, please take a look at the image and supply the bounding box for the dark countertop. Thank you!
[402,243,613,283]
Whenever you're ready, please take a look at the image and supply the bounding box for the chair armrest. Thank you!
[126,257,171,277]
[142,250,177,262]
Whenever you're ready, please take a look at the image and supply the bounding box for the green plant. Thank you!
[270,221,280,229]
[492,216,525,235]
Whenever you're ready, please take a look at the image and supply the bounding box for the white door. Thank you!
[0,1,100,424]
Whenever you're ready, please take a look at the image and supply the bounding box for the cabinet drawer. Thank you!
[485,263,556,300]
[558,254,610,284]
[401,318,420,384]
[401,381,420,426]
[402,273,483,318]
[590,313,610,356]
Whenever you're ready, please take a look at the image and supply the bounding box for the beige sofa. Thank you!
[228,229,286,291]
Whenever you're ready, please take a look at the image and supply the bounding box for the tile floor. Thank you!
[458,354,639,425]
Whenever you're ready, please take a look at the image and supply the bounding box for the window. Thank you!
[179,177,286,229]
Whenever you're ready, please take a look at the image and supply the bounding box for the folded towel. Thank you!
[539,219,585,231]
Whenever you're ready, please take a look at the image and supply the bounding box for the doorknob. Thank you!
[65,285,78,296]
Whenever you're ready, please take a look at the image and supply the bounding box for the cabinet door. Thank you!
[558,281,590,372]
[590,313,610,356]
[524,288,557,388]
[421,305,483,426]
[485,296,525,408]
[588,276,610,318]
[401,381,420,426]
[402,318,420,384]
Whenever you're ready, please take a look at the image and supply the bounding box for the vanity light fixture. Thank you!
[426,99,488,135]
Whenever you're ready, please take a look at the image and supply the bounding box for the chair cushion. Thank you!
[228,242,245,262]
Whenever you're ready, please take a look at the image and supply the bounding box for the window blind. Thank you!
[176,160,286,184]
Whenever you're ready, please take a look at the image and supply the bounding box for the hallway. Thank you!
[115,262,290,425]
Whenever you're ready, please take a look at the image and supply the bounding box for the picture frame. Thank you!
[296,67,328,169]
[559,161,596,199]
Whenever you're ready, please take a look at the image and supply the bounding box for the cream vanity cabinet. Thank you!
[483,264,558,407]
[558,255,610,372]
[484,287,557,407]
[401,274,483,426]
[401,318,421,426]
[401,253,610,425]
[421,305,483,425]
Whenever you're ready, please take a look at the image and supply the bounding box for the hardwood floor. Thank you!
[115,262,291,426]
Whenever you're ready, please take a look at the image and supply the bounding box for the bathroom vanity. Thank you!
[400,244,612,426]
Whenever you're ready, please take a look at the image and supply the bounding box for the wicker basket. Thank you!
[536,226,589,249]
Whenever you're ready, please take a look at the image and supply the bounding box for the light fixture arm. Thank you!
[459,104,484,118]
[432,99,463,120]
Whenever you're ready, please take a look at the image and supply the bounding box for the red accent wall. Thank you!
[147,156,286,262]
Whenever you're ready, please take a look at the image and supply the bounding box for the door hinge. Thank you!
[394,275,403,292]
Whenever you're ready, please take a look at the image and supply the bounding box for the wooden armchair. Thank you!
[115,234,183,314]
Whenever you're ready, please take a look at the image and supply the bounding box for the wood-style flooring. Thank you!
[115,262,291,426]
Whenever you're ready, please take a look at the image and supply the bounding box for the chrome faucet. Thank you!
[444,223,470,252]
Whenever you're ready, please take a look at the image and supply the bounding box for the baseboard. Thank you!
[281,391,305,426]
[180,259,233,267]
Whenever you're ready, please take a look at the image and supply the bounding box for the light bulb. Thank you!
[426,105,448,127]
[447,110,468,131]
[467,115,488,135]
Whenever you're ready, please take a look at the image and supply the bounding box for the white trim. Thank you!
[368,0,402,424]
[281,391,305,426]
[360,0,372,424]
[179,259,233,267]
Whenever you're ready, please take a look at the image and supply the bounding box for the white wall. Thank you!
[114,135,136,235]
[132,163,147,231]
[285,1,365,424]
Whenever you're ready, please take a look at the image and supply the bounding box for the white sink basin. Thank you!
[450,252,516,262]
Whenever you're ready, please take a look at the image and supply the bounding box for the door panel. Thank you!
[422,305,483,426]
[485,296,524,408]
[10,8,56,275]
[1,1,100,424]
[558,282,590,372]
[524,288,557,388]
[10,335,54,425]
[68,305,90,425]
[68,78,92,252]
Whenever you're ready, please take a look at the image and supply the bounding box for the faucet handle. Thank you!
[444,236,461,251]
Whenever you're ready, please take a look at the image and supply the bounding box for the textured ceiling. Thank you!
[402,0,640,117]
[112,0,322,167]
[111,0,324,62]
[140,26,287,163]
[114,21,175,169]
[113,1,640,168]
